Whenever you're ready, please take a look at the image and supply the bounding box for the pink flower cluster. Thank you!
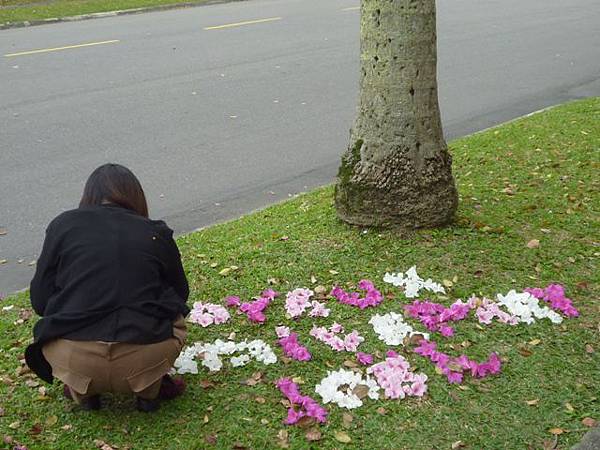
[330,280,384,309]
[525,284,579,317]
[471,296,519,325]
[404,299,472,337]
[356,352,373,366]
[226,289,278,323]
[414,339,501,384]
[367,351,428,398]
[275,326,312,361]
[189,302,230,327]
[284,288,330,318]
[310,323,364,352]
[276,378,328,425]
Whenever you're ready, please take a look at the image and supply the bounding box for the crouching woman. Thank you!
[26,163,189,412]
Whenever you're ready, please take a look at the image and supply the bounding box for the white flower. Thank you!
[230,354,250,367]
[496,290,563,325]
[173,338,277,374]
[315,369,380,410]
[369,312,429,346]
[383,266,445,298]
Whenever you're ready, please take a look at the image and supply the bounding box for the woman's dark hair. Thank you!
[79,164,149,217]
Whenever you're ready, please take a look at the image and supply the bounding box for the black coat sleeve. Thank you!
[155,221,189,303]
[166,236,189,302]
[30,222,60,316]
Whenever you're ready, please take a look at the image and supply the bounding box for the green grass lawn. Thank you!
[1,98,599,449]
[0,0,230,25]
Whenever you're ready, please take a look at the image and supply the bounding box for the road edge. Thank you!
[0,0,247,31]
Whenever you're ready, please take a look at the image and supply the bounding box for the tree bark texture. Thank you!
[335,0,458,228]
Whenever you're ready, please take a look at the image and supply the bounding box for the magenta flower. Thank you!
[357,352,374,366]
[525,284,579,317]
[225,296,241,308]
[278,332,312,362]
[405,299,475,337]
[414,339,502,384]
[330,280,384,309]
[276,378,327,425]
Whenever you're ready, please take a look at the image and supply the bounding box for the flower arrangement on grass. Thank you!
[177,268,580,431]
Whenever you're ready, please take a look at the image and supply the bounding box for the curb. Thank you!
[0,0,246,30]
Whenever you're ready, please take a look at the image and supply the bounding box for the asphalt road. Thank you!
[1,0,599,296]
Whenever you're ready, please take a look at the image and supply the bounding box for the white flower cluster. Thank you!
[315,369,380,409]
[496,290,563,325]
[369,312,429,346]
[174,339,277,374]
[383,266,445,298]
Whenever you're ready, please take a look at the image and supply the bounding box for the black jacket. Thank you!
[26,203,190,383]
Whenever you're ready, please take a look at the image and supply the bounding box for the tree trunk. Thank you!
[335,0,458,228]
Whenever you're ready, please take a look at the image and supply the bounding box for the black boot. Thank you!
[136,396,160,413]
[80,395,101,411]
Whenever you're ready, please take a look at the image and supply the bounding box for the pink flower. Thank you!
[330,338,346,352]
[343,330,364,352]
[357,352,373,366]
[197,313,214,327]
[330,322,344,333]
[276,326,291,338]
[309,301,330,317]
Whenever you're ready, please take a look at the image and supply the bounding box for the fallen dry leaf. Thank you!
[0,228,7,236]
[296,416,316,430]
[29,423,42,435]
[542,436,558,450]
[199,380,215,389]
[254,396,266,404]
[342,413,353,428]
[343,359,359,369]
[585,344,594,354]
[376,407,387,415]
[582,417,598,427]
[276,429,289,448]
[45,415,58,427]
[205,434,217,445]
[94,440,116,450]
[452,441,466,449]
[8,421,20,429]
[334,430,352,444]
[526,399,539,406]
[519,347,533,357]
[565,402,575,413]
[352,384,370,400]
[305,428,322,442]
[526,239,540,249]
[529,339,541,346]
[548,428,564,435]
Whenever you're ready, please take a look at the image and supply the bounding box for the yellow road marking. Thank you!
[204,16,282,30]
[342,6,360,11]
[4,40,120,58]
